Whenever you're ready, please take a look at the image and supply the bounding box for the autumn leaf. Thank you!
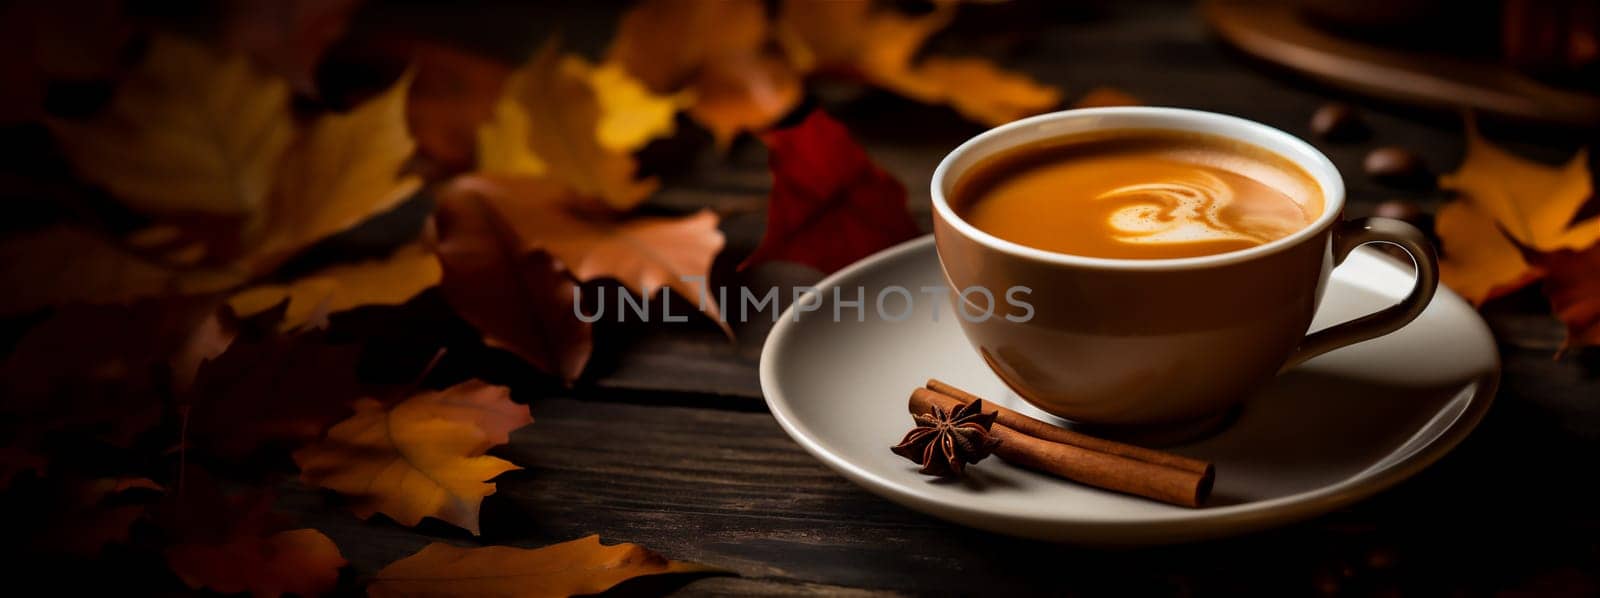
[369,536,715,598]
[885,56,1062,127]
[159,470,346,598]
[1439,119,1598,252]
[408,43,516,169]
[778,0,1059,126]
[222,0,365,94]
[39,476,162,556]
[1436,201,1546,305]
[607,0,800,147]
[445,175,729,333]
[228,242,441,331]
[186,325,363,459]
[477,40,660,211]
[741,110,920,274]
[252,69,422,261]
[1540,245,1600,351]
[293,380,531,535]
[1074,86,1143,108]
[0,225,243,316]
[49,34,295,219]
[1435,119,1595,306]
[24,36,420,312]
[433,182,591,382]
[585,60,694,153]
[1,296,226,446]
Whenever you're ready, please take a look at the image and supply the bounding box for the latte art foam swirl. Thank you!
[1094,171,1270,245]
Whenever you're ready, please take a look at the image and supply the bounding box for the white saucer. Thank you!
[759,236,1498,545]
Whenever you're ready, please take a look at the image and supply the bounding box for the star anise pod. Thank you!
[891,399,1001,477]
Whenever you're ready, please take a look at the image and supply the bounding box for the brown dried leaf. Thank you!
[433,182,591,382]
[446,175,728,332]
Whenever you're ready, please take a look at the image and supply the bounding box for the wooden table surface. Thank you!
[284,1,1600,595]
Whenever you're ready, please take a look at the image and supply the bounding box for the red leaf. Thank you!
[741,110,920,274]
[186,326,364,458]
[1540,244,1600,351]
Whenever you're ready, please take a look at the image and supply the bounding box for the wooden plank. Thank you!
[280,395,1600,595]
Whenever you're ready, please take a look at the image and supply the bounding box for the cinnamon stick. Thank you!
[926,379,1213,475]
[910,388,1213,507]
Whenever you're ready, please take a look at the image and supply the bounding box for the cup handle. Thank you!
[1280,217,1440,372]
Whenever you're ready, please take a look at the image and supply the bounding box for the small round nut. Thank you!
[1310,102,1366,140]
[1364,146,1430,187]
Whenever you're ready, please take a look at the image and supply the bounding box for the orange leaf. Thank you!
[478,40,658,211]
[159,470,346,598]
[446,175,730,333]
[293,380,531,534]
[168,529,345,598]
[686,51,803,149]
[607,0,769,92]
[228,242,441,331]
[1436,200,1546,305]
[607,0,799,147]
[1074,86,1143,108]
[741,110,920,274]
[885,56,1063,126]
[369,536,715,598]
[778,0,1059,126]
[408,43,516,170]
[1439,119,1597,252]
[1539,245,1600,351]
[433,182,591,382]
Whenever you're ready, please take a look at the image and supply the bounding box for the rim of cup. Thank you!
[930,107,1346,271]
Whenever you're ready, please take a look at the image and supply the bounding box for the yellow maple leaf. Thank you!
[253,71,422,260]
[228,243,441,331]
[1436,200,1545,305]
[585,61,693,152]
[1439,119,1597,252]
[293,380,530,535]
[476,41,668,211]
[48,34,294,218]
[370,536,714,598]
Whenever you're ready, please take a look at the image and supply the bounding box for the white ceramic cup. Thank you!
[931,107,1439,429]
